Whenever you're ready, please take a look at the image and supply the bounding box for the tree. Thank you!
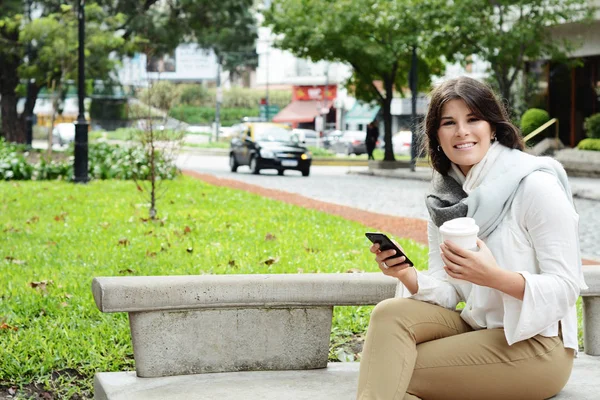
[0,0,258,144]
[439,0,591,109]
[264,0,445,161]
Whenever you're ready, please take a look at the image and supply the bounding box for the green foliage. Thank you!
[265,0,446,161]
[177,84,210,106]
[0,139,179,181]
[439,0,591,103]
[169,106,259,126]
[584,113,600,139]
[577,138,600,151]
[0,177,429,395]
[520,108,550,137]
[138,81,180,112]
[90,99,128,121]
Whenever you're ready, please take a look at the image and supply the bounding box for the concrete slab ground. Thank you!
[95,355,600,400]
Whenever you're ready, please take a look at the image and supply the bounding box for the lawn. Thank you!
[0,176,428,398]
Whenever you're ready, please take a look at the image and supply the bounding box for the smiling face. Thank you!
[437,99,494,176]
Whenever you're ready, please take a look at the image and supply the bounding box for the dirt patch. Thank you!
[183,169,597,266]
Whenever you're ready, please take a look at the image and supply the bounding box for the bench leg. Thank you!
[583,296,600,356]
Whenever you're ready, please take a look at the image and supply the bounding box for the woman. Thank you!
[357,77,588,400]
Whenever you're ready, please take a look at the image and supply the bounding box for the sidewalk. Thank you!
[352,165,600,202]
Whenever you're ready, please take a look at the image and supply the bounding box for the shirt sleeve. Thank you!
[502,171,582,345]
[395,219,462,310]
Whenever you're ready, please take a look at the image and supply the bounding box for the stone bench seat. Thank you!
[92,266,600,399]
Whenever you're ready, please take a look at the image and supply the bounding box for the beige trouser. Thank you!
[357,298,574,400]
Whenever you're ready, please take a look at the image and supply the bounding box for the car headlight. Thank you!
[260,149,275,158]
[301,152,312,160]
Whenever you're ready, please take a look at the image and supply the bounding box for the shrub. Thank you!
[138,81,179,111]
[168,105,259,126]
[577,138,600,151]
[0,139,179,181]
[177,84,210,106]
[584,113,600,139]
[520,108,550,137]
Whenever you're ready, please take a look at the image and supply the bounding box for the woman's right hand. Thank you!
[370,241,413,279]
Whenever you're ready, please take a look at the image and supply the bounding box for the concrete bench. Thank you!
[92,266,600,400]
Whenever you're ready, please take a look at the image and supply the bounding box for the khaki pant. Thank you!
[357,298,574,400]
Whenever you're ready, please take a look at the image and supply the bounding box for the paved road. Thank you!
[177,154,600,261]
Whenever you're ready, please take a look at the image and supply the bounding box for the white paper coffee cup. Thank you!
[439,217,480,282]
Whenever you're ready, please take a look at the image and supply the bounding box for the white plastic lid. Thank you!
[439,217,480,236]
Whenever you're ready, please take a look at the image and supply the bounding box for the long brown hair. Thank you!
[423,77,524,175]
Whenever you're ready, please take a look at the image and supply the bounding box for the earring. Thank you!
[437,145,442,152]
[491,133,496,142]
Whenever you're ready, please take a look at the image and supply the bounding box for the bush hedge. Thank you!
[577,138,600,152]
[584,113,600,139]
[168,105,259,126]
[0,139,179,181]
[520,108,550,137]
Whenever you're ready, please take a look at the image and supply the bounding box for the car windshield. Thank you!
[255,126,297,142]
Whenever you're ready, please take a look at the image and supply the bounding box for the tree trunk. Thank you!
[0,56,25,143]
[382,79,395,161]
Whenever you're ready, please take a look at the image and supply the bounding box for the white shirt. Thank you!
[396,170,582,352]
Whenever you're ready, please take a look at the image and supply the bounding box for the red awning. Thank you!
[272,100,331,124]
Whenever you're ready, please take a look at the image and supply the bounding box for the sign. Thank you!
[293,85,337,101]
[260,105,280,120]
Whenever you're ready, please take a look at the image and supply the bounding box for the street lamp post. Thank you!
[74,0,89,183]
[409,46,418,172]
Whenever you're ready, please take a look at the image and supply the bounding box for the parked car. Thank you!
[292,128,321,148]
[229,123,312,176]
[327,130,368,155]
[52,123,76,145]
[392,130,413,156]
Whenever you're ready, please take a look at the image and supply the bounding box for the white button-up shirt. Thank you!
[396,171,582,352]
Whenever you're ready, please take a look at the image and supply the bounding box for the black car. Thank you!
[229,123,312,176]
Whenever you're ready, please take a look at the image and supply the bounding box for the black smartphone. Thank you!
[365,232,414,267]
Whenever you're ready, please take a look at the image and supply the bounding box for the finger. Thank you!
[382,255,407,268]
[476,238,486,249]
[440,244,466,265]
[370,243,380,254]
[378,249,397,261]
[444,266,463,278]
[442,241,469,258]
[440,251,462,272]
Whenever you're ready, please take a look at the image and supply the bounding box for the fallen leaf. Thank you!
[29,280,53,291]
[146,250,157,258]
[99,222,110,229]
[26,216,39,224]
[136,183,143,192]
[41,392,52,400]
[228,260,236,267]
[186,247,193,253]
[263,257,279,266]
[184,226,191,234]
[8,387,16,395]
[346,268,363,273]
[46,241,57,247]
[118,238,129,246]
[60,302,69,307]
[265,233,277,241]
[0,323,18,332]
[64,294,73,299]
[140,217,149,223]
[335,348,355,362]
[53,212,68,222]
[119,268,135,275]
[304,246,319,253]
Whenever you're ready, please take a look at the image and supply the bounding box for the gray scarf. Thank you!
[425,144,573,239]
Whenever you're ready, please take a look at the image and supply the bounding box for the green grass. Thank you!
[184,141,230,149]
[0,177,428,397]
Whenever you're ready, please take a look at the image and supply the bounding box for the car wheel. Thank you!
[346,146,353,156]
[301,168,310,177]
[250,156,260,175]
[277,170,284,176]
[229,153,239,172]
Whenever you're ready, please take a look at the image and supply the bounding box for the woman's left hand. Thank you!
[440,238,502,287]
